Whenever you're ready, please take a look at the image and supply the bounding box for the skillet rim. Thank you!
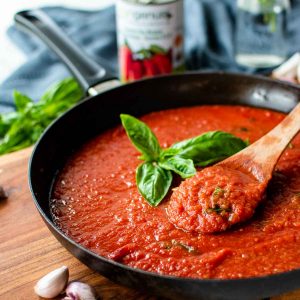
[28,71,300,294]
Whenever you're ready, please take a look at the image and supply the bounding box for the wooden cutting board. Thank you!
[0,147,299,300]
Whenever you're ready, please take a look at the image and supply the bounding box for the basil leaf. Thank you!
[0,112,18,138]
[149,44,166,55]
[120,114,161,161]
[13,90,33,112]
[160,148,181,160]
[170,131,247,167]
[40,77,82,105]
[136,162,172,206]
[159,156,196,178]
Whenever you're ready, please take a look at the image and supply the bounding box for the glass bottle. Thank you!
[235,0,290,68]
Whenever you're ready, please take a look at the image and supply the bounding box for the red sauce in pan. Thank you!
[51,105,300,279]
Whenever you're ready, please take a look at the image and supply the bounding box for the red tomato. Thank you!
[152,54,172,74]
[120,46,133,81]
[143,58,159,77]
[128,60,144,80]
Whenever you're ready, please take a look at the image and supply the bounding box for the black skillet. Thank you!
[15,9,300,300]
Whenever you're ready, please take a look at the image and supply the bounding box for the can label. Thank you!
[116,0,184,82]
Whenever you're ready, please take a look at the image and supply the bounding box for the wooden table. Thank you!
[0,147,299,300]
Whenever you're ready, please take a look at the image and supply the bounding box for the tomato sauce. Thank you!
[167,166,266,233]
[51,105,300,279]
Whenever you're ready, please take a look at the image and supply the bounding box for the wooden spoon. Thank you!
[167,103,300,233]
[218,102,300,182]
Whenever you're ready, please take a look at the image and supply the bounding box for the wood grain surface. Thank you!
[0,147,299,300]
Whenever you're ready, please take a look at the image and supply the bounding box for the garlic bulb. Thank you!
[63,281,97,300]
[34,266,69,298]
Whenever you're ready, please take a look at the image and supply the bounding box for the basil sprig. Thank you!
[0,78,83,155]
[120,114,248,207]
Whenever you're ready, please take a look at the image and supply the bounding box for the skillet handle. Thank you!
[14,9,118,95]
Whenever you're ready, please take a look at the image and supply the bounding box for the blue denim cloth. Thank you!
[1,0,300,112]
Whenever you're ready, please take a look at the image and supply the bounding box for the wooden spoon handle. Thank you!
[245,102,300,180]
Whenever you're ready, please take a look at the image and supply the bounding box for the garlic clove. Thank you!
[34,265,69,298]
[272,52,300,80]
[63,281,98,300]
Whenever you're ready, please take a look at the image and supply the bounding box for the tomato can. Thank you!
[116,0,184,82]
